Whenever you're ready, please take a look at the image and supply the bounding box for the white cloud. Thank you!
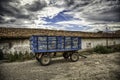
[56,19,90,26]
[19,0,36,6]
[34,19,47,25]
[0,0,120,32]
[2,16,15,21]
[37,6,64,18]
[34,6,65,26]
[36,24,66,30]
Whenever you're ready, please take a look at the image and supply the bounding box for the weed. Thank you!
[93,45,113,54]
[93,44,120,54]
[6,51,34,62]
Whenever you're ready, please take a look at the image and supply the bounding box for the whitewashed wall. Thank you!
[10,39,31,54]
[0,38,120,54]
[81,38,120,49]
[0,39,31,54]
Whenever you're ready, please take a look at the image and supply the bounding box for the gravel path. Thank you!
[0,52,120,80]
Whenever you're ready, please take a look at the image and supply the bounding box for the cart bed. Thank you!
[30,36,81,53]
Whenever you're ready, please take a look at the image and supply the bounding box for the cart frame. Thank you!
[30,35,81,66]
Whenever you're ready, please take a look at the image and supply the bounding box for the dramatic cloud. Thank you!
[0,0,30,24]
[26,0,47,11]
[65,0,120,22]
[0,0,120,32]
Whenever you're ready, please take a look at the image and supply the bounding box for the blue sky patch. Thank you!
[42,10,80,23]
[65,24,91,31]
[43,22,91,31]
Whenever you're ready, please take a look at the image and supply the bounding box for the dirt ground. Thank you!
[0,52,120,80]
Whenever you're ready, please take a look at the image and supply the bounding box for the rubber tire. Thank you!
[39,55,51,66]
[63,53,69,59]
[70,53,79,62]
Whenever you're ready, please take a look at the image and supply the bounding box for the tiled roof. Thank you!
[0,27,120,38]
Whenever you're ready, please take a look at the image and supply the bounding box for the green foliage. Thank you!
[93,45,113,54]
[23,51,34,60]
[8,53,15,62]
[113,45,120,52]
[14,51,19,60]
[6,51,34,62]
[94,44,120,54]
[30,52,35,58]
[18,51,24,61]
[24,51,30,60]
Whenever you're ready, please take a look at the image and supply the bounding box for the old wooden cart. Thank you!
[30,36,81,66]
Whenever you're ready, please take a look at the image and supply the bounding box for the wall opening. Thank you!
[86,43,91,48]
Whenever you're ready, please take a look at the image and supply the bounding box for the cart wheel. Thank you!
[63,53,69,59]
[40,54,51,66]
[70,53,79,62]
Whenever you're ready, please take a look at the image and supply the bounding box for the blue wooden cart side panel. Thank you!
[30,35,81,53]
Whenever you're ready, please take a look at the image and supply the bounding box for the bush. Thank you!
[30,52,35,58]
[18,51,24,61]
[24,51,34,60]
[93,45,113,54]
[7,51,34,62]
[113,45,120,52]
[8,52,16,62]
[14,51,19,60]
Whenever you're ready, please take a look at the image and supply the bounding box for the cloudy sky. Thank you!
[0,0,120,32]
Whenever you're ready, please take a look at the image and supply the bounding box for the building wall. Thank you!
[81,38,120,49]
[0,39,31,54]
[0,38,120,54]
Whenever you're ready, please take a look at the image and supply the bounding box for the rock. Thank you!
[95,61,100,65]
